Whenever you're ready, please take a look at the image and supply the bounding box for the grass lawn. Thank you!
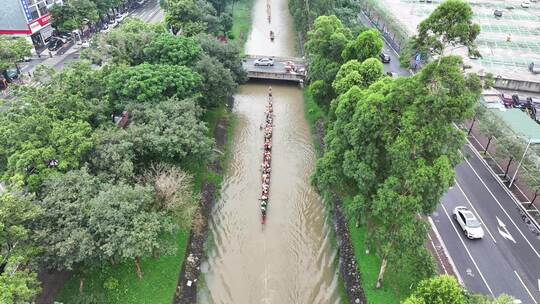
[229,0,254,52]
[302,89,327,155]
[56,229,189,304]
[55,105,233,304]
[348,224,414,303]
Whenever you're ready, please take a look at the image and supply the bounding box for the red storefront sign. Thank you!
[28,13,51,33]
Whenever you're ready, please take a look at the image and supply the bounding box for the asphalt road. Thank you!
[432,144,540,303]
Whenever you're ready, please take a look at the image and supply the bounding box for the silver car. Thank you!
[453,206,484,239]
[254,58,274,66]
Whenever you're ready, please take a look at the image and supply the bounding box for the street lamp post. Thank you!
[509,138,540,188]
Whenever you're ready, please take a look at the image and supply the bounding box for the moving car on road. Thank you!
[254,58,274,66]
[453,206,484,239]
[379,53,391,63]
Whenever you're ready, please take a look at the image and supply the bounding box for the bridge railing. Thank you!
[243,54,305,64]
[247,71,305,82]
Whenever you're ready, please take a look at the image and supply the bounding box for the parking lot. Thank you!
[375,0,540,82]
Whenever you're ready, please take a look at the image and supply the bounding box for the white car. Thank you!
[254,57,274,66]
[521,1,531,8]
[453,206,484,239]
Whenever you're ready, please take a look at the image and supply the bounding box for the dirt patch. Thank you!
[312,118,366,304]
[172,112,229,304]
[35,269,71,304]
[426,227,456,278]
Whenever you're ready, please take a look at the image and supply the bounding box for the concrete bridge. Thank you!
[242,55,306,83]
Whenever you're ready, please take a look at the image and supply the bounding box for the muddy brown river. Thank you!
[199,0,342,303]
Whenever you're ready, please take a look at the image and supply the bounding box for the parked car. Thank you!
[254,57,274,66]
[379,53,391,63]
[3,68,19,82]
[501,93,514,108]
[512,94,528,109]
[529,62,540,74]
[453,206,484,239]
[521,1,531,8]
[47,38,64,51]
[494,9,503,17]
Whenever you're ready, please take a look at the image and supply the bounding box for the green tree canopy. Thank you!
[88,128,135,184]
[194,54,237,108]
[36,169,101,270]
[342,29,383,62]
[50,0,99,33]
[82,18,165,66]
[87,183,177,278]
[105,63,202,106]
[195,33,247,83]
[313,56,481,287]
[144,33,202,66]
[412,0,480,58]
[165,0,206,36]
[127,97,214,164]
[305,15,352,64]
[405,276,466,304]
[0,36,32,71]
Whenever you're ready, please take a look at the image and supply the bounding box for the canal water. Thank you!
[199,0,342,302]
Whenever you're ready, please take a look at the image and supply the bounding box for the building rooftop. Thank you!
[491,108,540,142]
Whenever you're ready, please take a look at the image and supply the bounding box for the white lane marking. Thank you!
[496,216,516,243]
[455,181,497,243]
[461,155,540,259]
[538,278,540,292]
[514,270,538,304]
[428,216,464,285]
[441,204,494,296]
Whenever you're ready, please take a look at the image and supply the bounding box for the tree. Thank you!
[0,193,41,267]
[305,15,352,64]
[332,58,384,95]
[165,0,206,36]
[142,164,197,228]
[476,109,504,154]
[82,18,165,65]
[0,105,94,191]
[0,192,42,304]
[0,267,41,304]
[195,33,247,83]
[194,54,237,108]
[0,36,32,72]
[88,128,135,184]
[144,33,202,66]
[105,63,202,106]
[411,0,480,58]
[313,56,481,287]
[127,97,214,164]
[50,0,99,34]
[494,135,526,179]
[305,15,352,107]
[87,183,177,279]
[342,29,383,62]
[404,276,466,304]
[35,169,101,271]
